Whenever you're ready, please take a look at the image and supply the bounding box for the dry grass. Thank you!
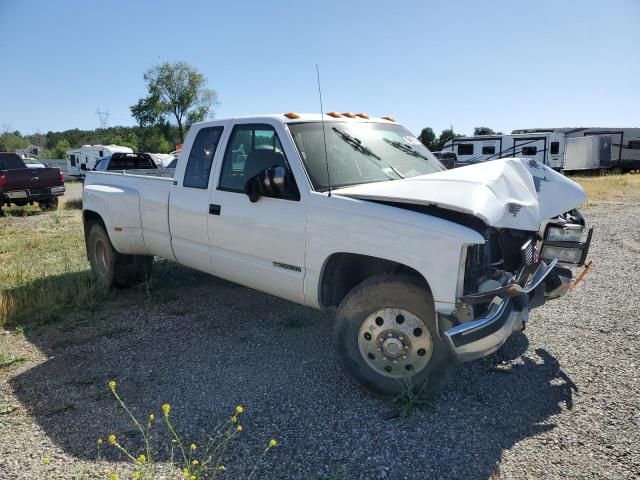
[571,173,640,203]
[0,208,101,328]
[0,206,201,330]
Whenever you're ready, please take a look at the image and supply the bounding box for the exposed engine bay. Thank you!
[459,208,591,321]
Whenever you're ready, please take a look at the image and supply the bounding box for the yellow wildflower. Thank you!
[148,413,154,421]
[108,434,117,445]
[162,403,171,416]
[218,465,226,471]
[190,476,196,480]
[182,468,190,477]
[43,457,50,465]
[137,454,146,464]
[110,474,119,480]
[133,472,141,479]
[192,459,199,465]
[268,438,278,448]
[190,443,197,450]
[236,425,242,432]
[97,438,103,446]
[230,415,237,423]
[108,380,116,391]
[235,405,244,414]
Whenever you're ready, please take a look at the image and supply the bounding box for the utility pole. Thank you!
[96,109,110,129]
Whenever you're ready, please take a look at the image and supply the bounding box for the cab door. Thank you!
[168,122,227,272]
[206,120,306,304]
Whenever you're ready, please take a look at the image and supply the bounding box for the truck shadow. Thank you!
[8,266,576,480]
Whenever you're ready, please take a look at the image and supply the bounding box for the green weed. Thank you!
[0,354,25,369]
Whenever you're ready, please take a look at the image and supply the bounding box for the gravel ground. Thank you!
[1,200,638,479]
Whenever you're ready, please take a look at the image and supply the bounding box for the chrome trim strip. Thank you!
[522,258,558,293]
[446,299,510,340]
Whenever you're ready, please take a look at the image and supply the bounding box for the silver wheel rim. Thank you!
[358,308,433,379]
[94,239,109,276]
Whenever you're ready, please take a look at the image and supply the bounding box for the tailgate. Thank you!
[1,168,62,191]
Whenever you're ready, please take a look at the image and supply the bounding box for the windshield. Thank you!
[288,122,444,191]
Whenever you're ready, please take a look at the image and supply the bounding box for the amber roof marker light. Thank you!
[327,112,342,118]
[356,113,369,119]
[381,115,396,122]
[284,112,300,119]
[341,112,356,118]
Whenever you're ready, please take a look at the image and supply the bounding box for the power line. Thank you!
[95,109,110,129]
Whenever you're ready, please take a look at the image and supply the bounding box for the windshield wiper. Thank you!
[332,127,381,160]
[332,127,405,179]
[383,138,432,162]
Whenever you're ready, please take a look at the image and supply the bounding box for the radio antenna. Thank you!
[315,64,332,197]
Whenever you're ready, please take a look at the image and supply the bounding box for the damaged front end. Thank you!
[443,214,592,362]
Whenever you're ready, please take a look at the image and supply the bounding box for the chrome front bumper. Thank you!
[444,296,528,362]
[444,259,571,362]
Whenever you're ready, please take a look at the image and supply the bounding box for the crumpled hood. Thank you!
[335,158,587,231]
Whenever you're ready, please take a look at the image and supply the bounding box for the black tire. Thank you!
[87,222,153,290]
[39,197,59,211]
[334,274,453,399]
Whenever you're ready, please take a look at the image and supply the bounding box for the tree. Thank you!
[104,132,139,151]
[432,128,463,151]
[51,139,70,158]
[0,132,29,152]
[141,127,172,153]
[130,94,164,128]
[141,62,218,142]
[417,127,436,150]
[473,127,496,136]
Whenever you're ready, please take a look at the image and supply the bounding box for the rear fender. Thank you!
[83,184,148,255]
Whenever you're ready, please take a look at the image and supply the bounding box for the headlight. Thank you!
[541,245,583,263]
[546,225,584,242]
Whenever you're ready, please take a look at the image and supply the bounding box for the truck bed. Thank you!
[83,170,175,260]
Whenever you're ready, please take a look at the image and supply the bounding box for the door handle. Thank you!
[209,204,221,215]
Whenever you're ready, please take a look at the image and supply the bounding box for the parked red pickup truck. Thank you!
[0,152,65,210]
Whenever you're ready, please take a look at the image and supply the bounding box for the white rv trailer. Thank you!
[441,132,566,169]
[66,144,133,176]
[513,127,640,172]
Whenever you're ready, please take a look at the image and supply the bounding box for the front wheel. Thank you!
[334,275,453,399]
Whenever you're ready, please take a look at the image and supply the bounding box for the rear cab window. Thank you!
[183,126,224,188]
[0,153,25,170]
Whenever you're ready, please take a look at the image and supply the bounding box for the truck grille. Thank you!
[521,239,535,265]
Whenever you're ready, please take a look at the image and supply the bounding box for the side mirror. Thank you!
[244,166,287,203]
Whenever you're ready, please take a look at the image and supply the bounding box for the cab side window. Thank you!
[218,124,293,194]
[183,126,224,189]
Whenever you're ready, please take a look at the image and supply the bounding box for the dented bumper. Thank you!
[444,259,572,362]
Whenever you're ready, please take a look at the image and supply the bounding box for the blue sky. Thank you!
[1,0,639,136]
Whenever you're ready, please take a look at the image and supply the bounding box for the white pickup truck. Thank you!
[82,113,592,398]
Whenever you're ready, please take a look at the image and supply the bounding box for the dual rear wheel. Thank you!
[87,223,152,289]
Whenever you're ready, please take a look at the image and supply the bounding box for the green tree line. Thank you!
[1,61,218,159]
